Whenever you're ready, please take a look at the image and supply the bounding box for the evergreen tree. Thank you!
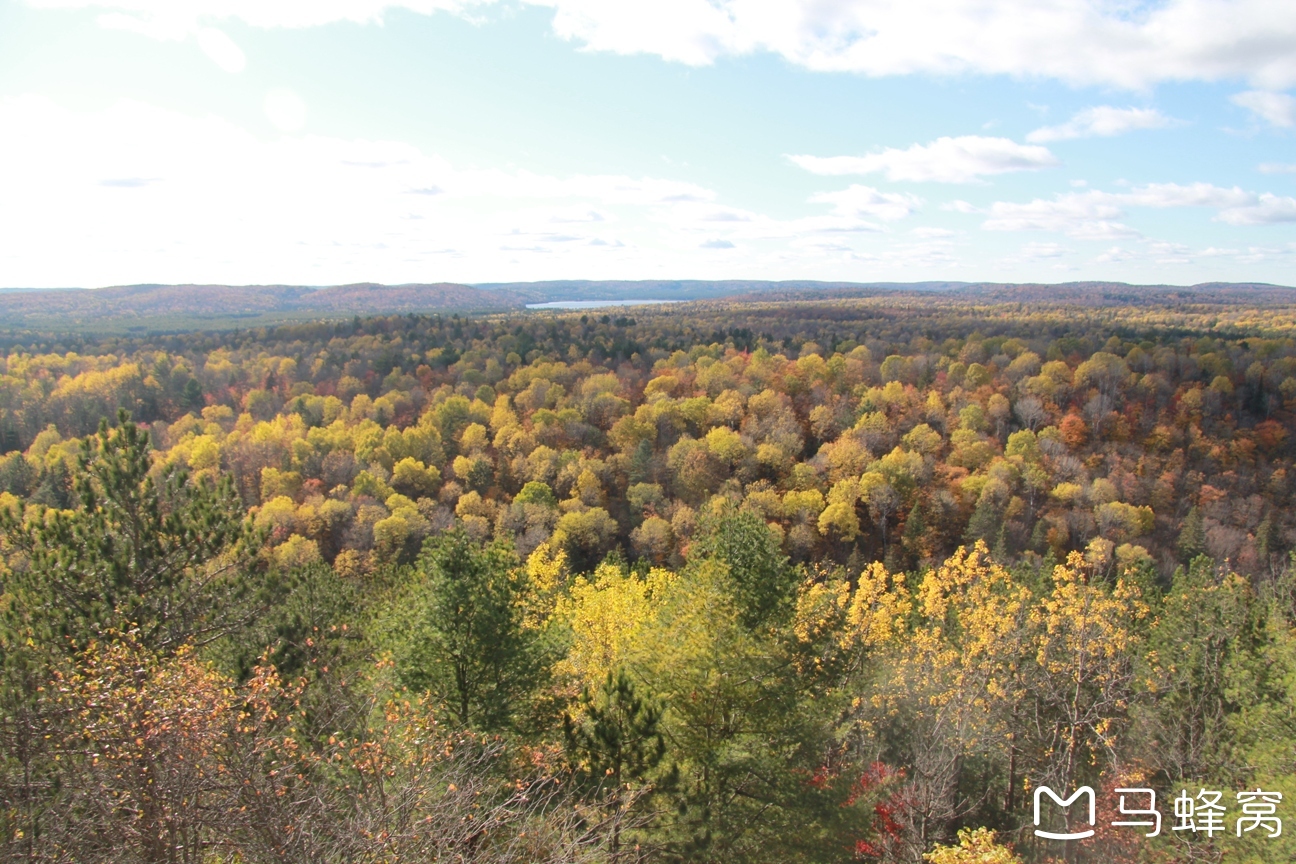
[629,439,654,485]
[991,523,1010,564]
[901,503,927,560]
[28,460,72,509]
[566,668,667,790]
[1256,514,1274,563]
[1177,505,1206,563]
[0,453,37,497]
[565,668,671,855]
[180,377,205,413]
[0,413,261,860]
[392,529,542,731]
[1,411,261,656]
[1028,517,1049,554]
[1132,556,1263,786]
[690,510,797,630]
[963,497,1002,547]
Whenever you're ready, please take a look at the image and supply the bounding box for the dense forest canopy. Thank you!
[4,293,1296,574]
[4,291,1296,863]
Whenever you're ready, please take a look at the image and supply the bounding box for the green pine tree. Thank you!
[1177,505,1206,563]
[0,411,261,656]
[391,528,542,731]
[963,497,1002,547]
[690,510,797,630]
[0,413,263,858]
[1256,514,1274,563]
[564,669,675,854]
[1028,517,1049,553]
[901,503,927,559]
[629,439,654,485]
[564,668,670,810]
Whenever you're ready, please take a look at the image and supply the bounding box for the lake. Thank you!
[524,299,681,310]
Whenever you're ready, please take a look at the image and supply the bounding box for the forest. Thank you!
[4,289,1296,863]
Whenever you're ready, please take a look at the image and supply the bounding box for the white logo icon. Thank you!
[1034,786,1096,840]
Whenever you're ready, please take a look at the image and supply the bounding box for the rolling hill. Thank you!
[0,279,1292,334]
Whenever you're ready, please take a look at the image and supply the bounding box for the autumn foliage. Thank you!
[4,295,1296,862]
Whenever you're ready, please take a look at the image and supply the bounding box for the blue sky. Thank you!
[1,0,1294,288]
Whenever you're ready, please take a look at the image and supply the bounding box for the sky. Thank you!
[1,0,1295,289]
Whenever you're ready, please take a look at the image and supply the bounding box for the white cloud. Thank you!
[95,12,245,73]
[1000,241,1071,266]
[1120,182,1253,209]
[980,182,1296,237]
[94,9,188,40]
[1018,242,1068,259]
[0,94,967,286]
[5,90,1291,287]
[1147,240,1194,263]
[545,207,610,223]
[808,185,921,221]
[982,192,1137,240]
[1232,90,1296,127]
[531,0,1296,89]
[31,0,1296,89]
[195,27,246,71]
[1218,194,1296,224]
[34,0,476,70]
[264,88,307,132]
[1260,163,1296,174]
[1095,246,1137,263]
[0,95,741,286]
[94,11,250,72]
[1027,106,1176,143]
[28,0,479,31]
[659,199,886,245]
[789,136,1057,184]
[1086,239,1296,267]
[799,234,960,270]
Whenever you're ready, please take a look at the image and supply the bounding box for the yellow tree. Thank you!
[924,827,1023,864]
[790,560,910,714]
[818,476,863,543]
[1028,550,1147,832]
[854,543,1033,856]
[555,561,675,693]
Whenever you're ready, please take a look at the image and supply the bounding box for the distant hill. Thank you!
[296,283,523,313]
[0,279,1291,334]
[479,279,1296,306]
[948,281,1296,306]
[0,282,526,331]
[473,279,967,302]
[0,283,315,319]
